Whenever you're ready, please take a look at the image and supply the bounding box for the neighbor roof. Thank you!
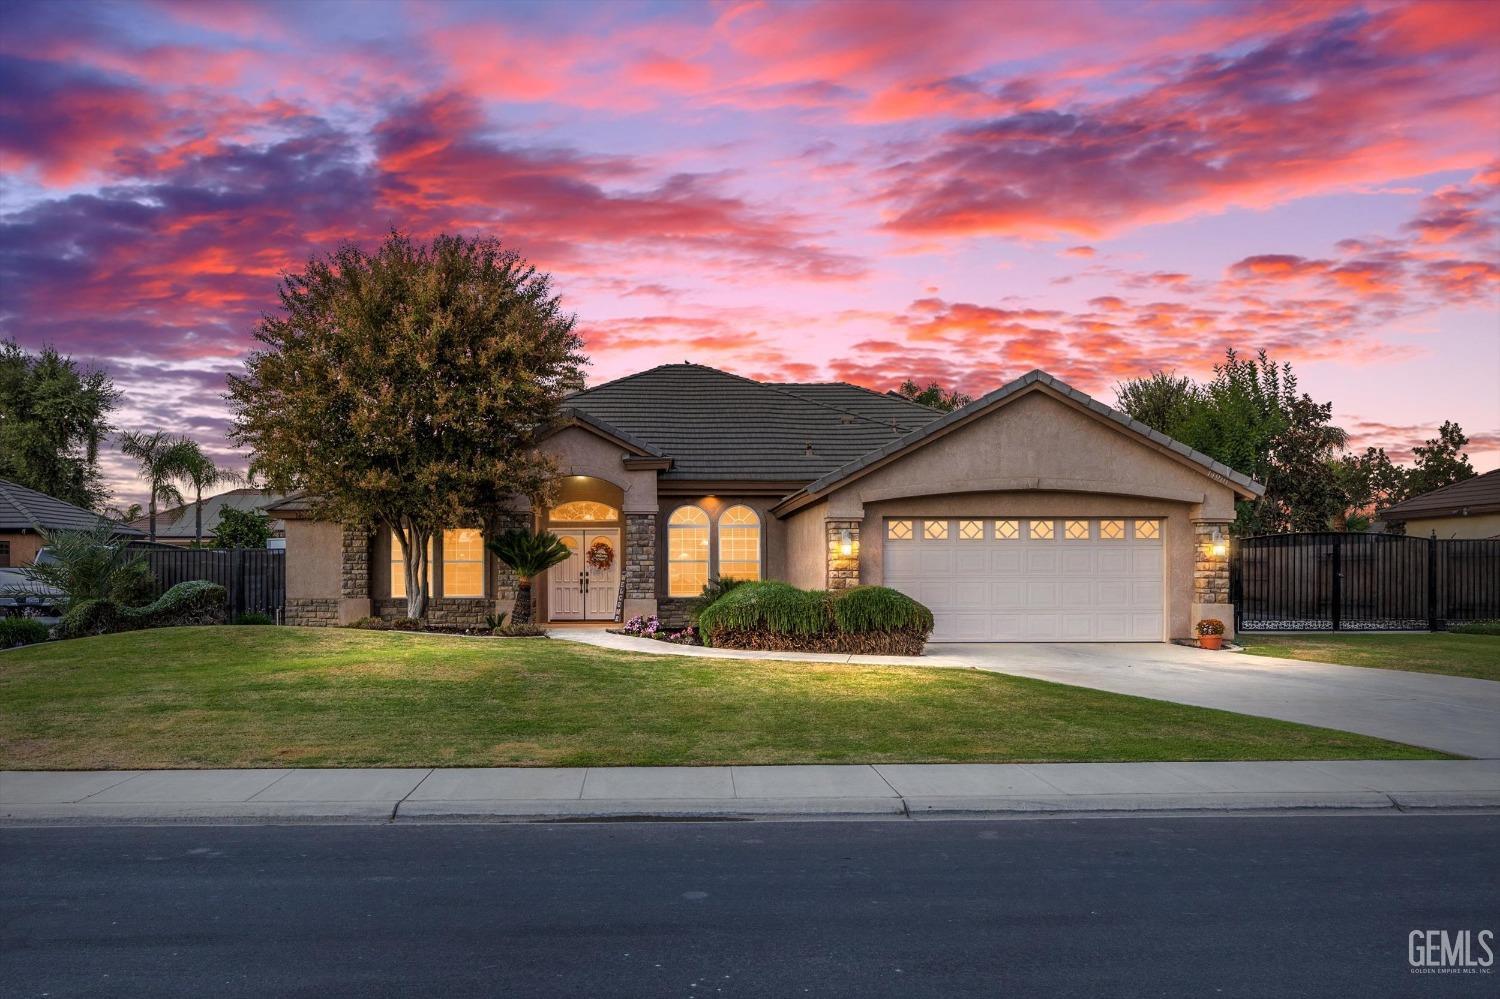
[562,364,944,481]
[128,488,293,538]
[0,477,144,534]
[1378,468,1500,521]
[775,369,1266,513]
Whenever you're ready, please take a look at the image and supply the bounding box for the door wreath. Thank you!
[586,538,615,571]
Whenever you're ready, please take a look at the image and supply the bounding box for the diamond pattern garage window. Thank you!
[995,520,1019,540]
[959,520,984,540]
[923,520,949,541]
[1134,519,1160,540]
[887,520,913,540]
[1029,519,1055,541]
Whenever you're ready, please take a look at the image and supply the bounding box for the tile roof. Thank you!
[0,477,144,534]
[777,369,1265,510]
[562,363,944,481]
[128,488,294,538]
[1378,467,1500,520]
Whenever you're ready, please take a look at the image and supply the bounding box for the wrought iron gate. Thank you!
[1232,533,1500,632]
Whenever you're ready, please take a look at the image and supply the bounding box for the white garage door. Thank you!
[882,517,1163,642]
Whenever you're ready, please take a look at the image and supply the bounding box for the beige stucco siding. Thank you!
[545,426,657,513]
[284,519,343,599]
[0,532,44,567]
[781,499,828,589]
[1395,512,1500,539]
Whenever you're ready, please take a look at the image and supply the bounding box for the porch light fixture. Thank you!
[839,528,854,557]
[1210,527,1227,558]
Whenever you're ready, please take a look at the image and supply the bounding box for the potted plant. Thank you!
[1196,618,1226,650]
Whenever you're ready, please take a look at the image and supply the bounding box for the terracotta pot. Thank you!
[1198,634,1224,651]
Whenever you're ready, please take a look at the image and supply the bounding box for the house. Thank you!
[1376,469,1500,539]
[0,476,144,567]
[128,488,293,546]
[275,365,1261,641]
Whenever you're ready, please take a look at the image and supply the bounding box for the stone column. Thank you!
[826,519,861,590]
[489,510,529,623]
[1191,520,1233,638]
[623,512,658,621]
[337,524,372,625]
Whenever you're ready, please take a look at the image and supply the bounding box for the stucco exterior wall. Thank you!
[0,532,44,567]
[1394,512,1500,539]
[545,426,658,513]
[781,499,828,590]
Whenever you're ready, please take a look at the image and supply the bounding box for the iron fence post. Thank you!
[1427,533,1439,632]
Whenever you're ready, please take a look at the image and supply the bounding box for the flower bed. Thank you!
[610,614,700,645]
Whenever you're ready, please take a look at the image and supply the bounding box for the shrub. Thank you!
[56,598,124,639]
[1196,618,1226,636]
[346,616,391,631]
[7,523,154,612]
[493,623,548,638]
[212,507,273,549]
[0,617,50,648]
[1449,620,1500,636]
[232,613,276,626]
[123,581,228,629]
[831,586,934,634]
[484,612,508,631]
[390,616,421,631]
[688,576,749,624]
[696,581,833,638]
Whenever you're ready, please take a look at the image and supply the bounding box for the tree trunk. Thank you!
[194,485,203,546]
[148,494,157,542]
[513,580,533,624]
[402,527,428,620]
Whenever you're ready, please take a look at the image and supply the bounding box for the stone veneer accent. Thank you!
[286,597,340,627]
[341,525,370,598]
[624,513,657,600]
[1193,522,1232,604]
[374,597,493,628]
[657,597,694,629]
[826,519,861,590]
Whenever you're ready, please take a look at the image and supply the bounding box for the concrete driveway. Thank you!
[929,642,1500,759]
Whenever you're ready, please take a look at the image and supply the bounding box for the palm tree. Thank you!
[486,529,572,625]
[174,442,244,546]
[119,431,193,542]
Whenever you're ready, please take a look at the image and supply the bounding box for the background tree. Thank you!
[486,529,572,624]
[895,379,972,412]
[1112,372,1201,436]
[1405,421,1475,498]
[104,502,143,524]
[173,441,244,545]
[119,431,192,542]
[1334,447,1407,531]
[228,231,586,618]
[212,507,274,549]
[0,339,119,509]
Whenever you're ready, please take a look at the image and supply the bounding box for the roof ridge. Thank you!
[568,362,695,399]
[778,380,943,414]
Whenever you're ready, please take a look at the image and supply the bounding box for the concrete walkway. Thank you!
[558,632,1500,758]
[5,761,1499,824]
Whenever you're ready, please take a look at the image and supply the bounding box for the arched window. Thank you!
[667,505,709,597]
[718,505,761,582]
[549,501,619,522]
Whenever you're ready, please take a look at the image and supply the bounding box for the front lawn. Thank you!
[0,627,1447,769]
[1240,632,1500,682]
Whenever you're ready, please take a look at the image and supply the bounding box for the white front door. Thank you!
[549,529,620,621]
[882,517,1164,641]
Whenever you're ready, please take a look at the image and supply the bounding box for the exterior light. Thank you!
[1210,526,1227,558]
[839,528,854,557]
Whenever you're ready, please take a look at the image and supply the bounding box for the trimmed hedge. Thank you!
[697,582,933,655]
[1450,620,1500,636]
[0,617,50,649]
[56,581,228,640]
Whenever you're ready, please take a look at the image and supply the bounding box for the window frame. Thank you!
[666,504,711,598]
[717,504,762,582]
[440,528,487,599]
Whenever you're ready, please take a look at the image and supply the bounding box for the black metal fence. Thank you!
[1232,533,1500,632]
[141,548,286,620]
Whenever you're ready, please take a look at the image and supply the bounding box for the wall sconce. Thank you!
[1210,526,1227,558]
[839,528,854,557]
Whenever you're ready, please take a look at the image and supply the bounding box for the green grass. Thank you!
[1240,632,1500,682]
[0,627,1449,770]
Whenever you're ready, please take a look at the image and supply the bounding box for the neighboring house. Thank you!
[0,476,145,567]
[129,488,292,546]
[275,365,1261,641]
[1376,469,1500,539]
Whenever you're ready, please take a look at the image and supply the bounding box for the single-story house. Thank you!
[275,365,1261,641]
[1376,468,1500,539]
[128,488,293,546]
[0,476,144,567]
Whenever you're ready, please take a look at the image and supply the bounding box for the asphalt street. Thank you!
[2,814,1496,998]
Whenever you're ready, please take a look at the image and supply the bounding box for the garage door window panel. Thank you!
[887,520,913,541]
[1029,519,1055,541]
[923,520,949,540]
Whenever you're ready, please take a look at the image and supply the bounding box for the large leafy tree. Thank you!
[1406,421,1475,498]
[1117,350,1348,534]
[173,441,244,546]
[228,231,586,618]
[0,340,119,509]
[119,431,193,542]
[895,379,972,412]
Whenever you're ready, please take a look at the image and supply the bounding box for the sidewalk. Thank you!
[5,760,1499,824]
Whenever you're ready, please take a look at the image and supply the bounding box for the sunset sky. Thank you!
[2,0,1497,505]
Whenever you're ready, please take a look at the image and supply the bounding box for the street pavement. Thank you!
[2,814,1495,997]
[5,759,1500,823]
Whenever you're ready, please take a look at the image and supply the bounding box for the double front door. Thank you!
[549,529,620,620]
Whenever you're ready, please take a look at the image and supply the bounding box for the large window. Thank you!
[718,505,761,581]
[550,501,619,522]
[390,531,433,599]
[442,529,485,598]
[667,505,709,597]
